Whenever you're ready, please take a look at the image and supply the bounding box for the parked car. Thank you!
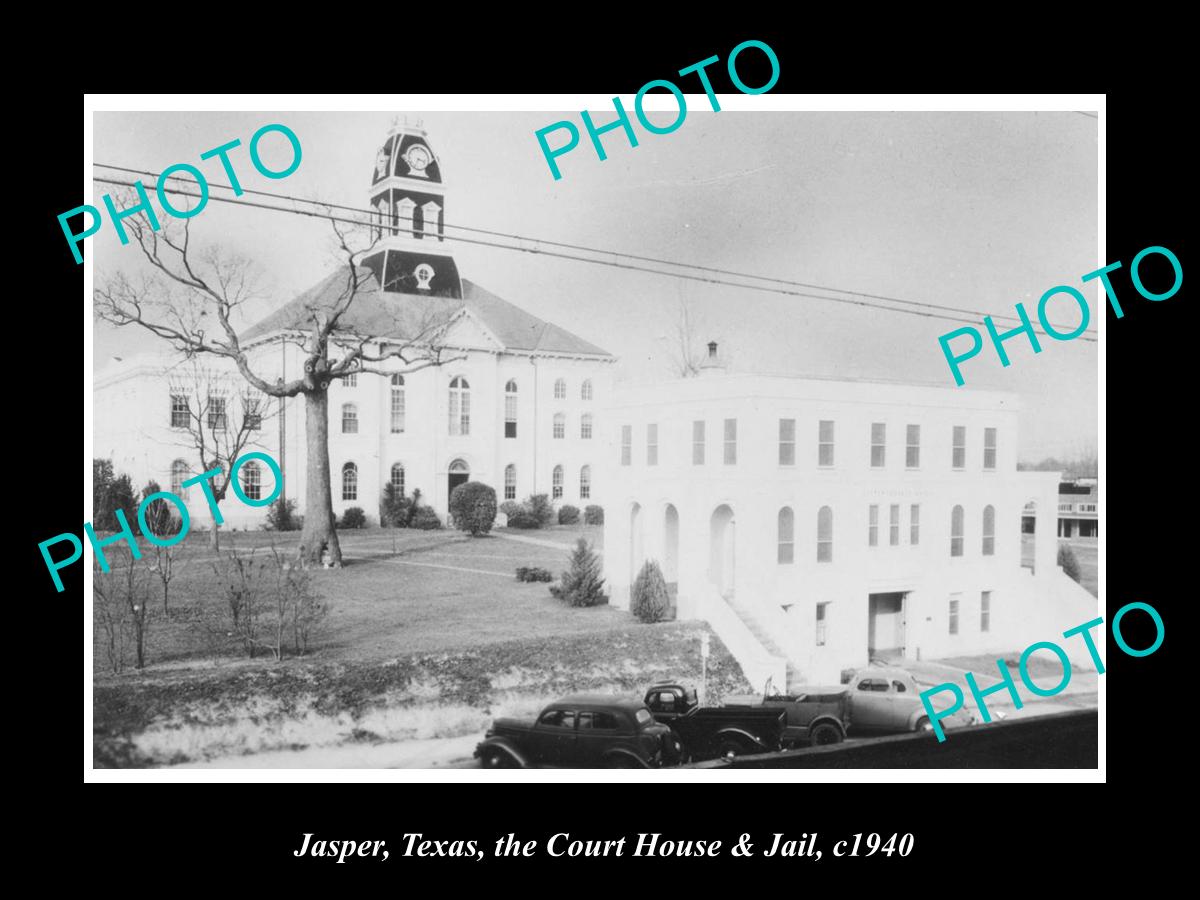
[722,689,851,748]
[474,695,682,769]
[642,683,787,761]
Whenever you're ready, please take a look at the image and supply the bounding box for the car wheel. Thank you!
[915,717,934,734]
[717,738,747,760]
[603,754,641,768]
[481,748,518,769]
[809,723,843,746]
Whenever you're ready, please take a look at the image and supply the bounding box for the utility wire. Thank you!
[91,170,1099,343]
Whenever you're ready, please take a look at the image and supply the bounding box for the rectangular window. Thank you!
[504,394,516,438]
[647,424,658,466]
[815,603,828,647]
[207,396,226,431]
[818,420,835,467]
[949,596,960,635]
[692,420,705,465]
[777,509,794,564]
[392,387,406,434]
[984,427,997,470]
[868,504,879,547]
[244,398,262,431]
[724,418,737,465]
[621,425,632,466]
[1080,503,1097,513]
[889,504,900,546]
[170,394,189,428]
[906,424,920,468]
[778,418,796,466]
[981,591,992,633]
[1059,503,1073,513]
[870,422,886,467]
[910,504,920,545]
[343,372,357,388]
[952,425,966,469]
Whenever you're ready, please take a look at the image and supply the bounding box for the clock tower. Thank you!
[362,118,463,298]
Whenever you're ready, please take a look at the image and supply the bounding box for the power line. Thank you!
[91,171,1098,343]
[96,162,1099,337]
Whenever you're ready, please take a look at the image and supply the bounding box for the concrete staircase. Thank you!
[728,597,806,695]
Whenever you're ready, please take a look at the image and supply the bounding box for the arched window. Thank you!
[817,506,833,562]
[390,462,405,495]
[581,379,593,401]
[553,412,565,439]
[341,402,358,434]
[552,465,564,500]
[342,462,358,501]
[580,465,591,500]
[241,461,262,501]
[390,374,405,433]
[170,459,189,495]
[505,379,518,438]
[580,413,593,440]
[982,504,996,556]
[777,507,795,564]
[397,197,415,237]
[449,377,470,436]
[421,200,441,240]
[950,505,965,557]
[504,464,516,500]
[554,378,567,400]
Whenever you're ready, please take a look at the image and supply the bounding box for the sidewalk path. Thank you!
[493,532,577,552]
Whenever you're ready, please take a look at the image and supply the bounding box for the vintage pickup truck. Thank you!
[474,695,683,769]
[642,684,788,761]
[725,666,976,745]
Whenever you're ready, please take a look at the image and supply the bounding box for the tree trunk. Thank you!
[209,506,220,552]
[298,388,342,567]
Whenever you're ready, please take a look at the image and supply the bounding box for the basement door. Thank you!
[868,592,907,661]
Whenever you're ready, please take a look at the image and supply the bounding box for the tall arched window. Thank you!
[421,200,441,240]
[580,465,591,500]
[817,506,833,562]
[449,377,470,436]
[504,379,518,438]
[241,461,262,501]
[170,459,189,496]
[390,462,405,495]
[341,402,358,434]
[580,413,593,440]
[581,379,593,401]
[504,464,516,500]
[397,197,415,237]
[552,465,564,499]
[390,374,405,433]
[554,378,567,400]
[982,504,996,556]
[342,462,358,501]
[553,412,565,439]
[777,507,795,564]
[950,505,965,557]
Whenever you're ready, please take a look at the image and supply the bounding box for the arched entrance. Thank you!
[663,503,680,605]
[709,505,736,599]
[448,458,470,501]
[629,503,644,589]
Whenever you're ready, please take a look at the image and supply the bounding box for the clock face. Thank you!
[405,145,431,172]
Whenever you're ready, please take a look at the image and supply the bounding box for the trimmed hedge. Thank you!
[584,504,605,525]
[558,504,580,525]
[449,482,497,536]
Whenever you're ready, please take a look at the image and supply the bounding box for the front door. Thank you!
[867,592,906,660]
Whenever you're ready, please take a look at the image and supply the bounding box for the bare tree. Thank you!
[165,360,277,551]
[665,293,706,378]
[95,198,461,566]
[94,550,152,671]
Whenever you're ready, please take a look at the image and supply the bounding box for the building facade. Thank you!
[602,345,1098,687]
[94,121,614,529]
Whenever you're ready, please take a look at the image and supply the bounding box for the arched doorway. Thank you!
[448,458,470,502]
[710,504,736,599]
[663,504,680,605]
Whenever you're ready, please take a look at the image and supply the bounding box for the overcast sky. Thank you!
[91,110,1097,461]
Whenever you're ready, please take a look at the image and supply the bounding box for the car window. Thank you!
[634,708,654,727]
[892,680,907,693]
[857,679,889,692]
[579,711,618,730]
[537,709,576,729]
[655,692,676,710]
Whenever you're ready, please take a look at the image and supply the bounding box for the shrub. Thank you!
[558,504,580,525]
[264,497,302,531]
[550,538,608,607]
[380,482,409,528]
[526,493,555,528]
[1057,542,1082,583]
[584,504,605,526]
[339,507,367,529]
[410,506,443,530]
[450,482,498,536]
[506,511,540,529]
[499,500,521,519]
[631,559,671,624]
[93,460,139,533]
[516,566,553,583]
[139,480,181,539]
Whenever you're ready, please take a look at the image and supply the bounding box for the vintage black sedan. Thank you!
[475,695,682,769]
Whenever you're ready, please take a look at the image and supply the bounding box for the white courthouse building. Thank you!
[602,343,1098,687]
[94,121,614,528]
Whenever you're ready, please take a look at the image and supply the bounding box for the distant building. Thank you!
[603,342,1097,687]
[1021,481,1098,538]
